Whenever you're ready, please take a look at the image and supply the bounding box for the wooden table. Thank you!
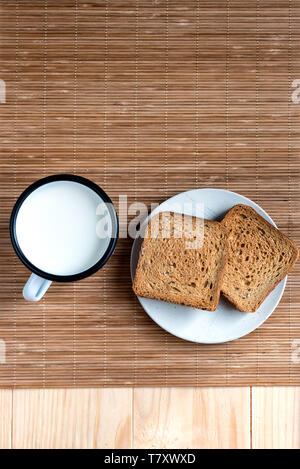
[0,386,299,449]
[0,0,299,450]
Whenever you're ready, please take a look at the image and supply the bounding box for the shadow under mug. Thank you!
[10,174,119,301]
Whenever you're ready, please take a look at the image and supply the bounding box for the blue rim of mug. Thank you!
[10,174,119,282]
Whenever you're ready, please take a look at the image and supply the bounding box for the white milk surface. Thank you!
[15,181,111,276]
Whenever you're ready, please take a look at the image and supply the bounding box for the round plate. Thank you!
[130,188,287,344]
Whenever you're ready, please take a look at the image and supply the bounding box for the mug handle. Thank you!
[23,273,52,302]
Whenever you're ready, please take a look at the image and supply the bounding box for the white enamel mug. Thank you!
[10,174,118,301]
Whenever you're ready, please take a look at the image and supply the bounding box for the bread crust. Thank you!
[221,204,299,313]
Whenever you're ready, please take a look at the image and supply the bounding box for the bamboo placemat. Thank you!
[0,0,299,388]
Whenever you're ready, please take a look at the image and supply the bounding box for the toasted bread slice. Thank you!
[133,212,228,311]
[221,204,299,312]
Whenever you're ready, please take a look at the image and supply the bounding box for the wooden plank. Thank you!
[12,388,132,449]
[0,390,12,449]
[252,387,300,449]
[133,387,250,449]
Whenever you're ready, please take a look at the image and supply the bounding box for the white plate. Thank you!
[130,189,287,344]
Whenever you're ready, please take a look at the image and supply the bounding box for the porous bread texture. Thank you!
[221,204,299,313]
[133,212,228,311]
